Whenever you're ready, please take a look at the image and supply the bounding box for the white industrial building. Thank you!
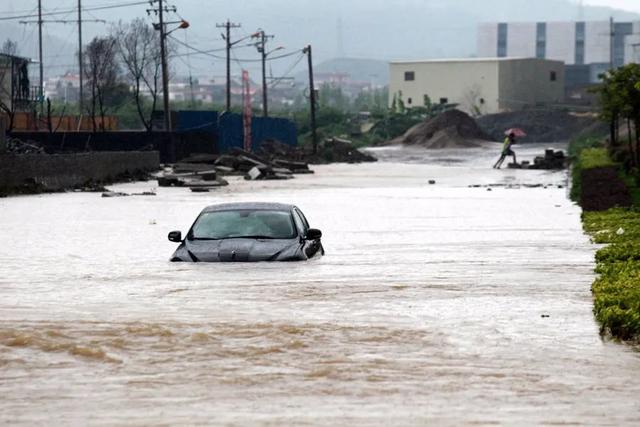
[389,58,565,115]
[477,21,640,85]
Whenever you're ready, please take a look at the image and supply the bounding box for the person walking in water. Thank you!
[493,132,517,169]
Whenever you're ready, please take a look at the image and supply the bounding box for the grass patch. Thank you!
[578,148,616,169]
[583,208,640,341]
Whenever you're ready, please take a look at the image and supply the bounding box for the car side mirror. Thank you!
[168,231,182,243]
[305,228,322,240]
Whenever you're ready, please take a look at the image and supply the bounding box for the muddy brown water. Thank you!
[1,145,639,425]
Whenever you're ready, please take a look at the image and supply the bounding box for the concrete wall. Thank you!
[584,21,610,65]
[545,22,575,64]
[506,22,537,58]
[9,131,215,163]
[0,151,159,193]
[477,23,498,57]
[625,33,640,64]
[498,58,565,111]
[389,58,564,115]
[389,60,500,115]
[477,21,636,66]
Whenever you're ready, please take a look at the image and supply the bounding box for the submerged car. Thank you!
[168,202,324,262]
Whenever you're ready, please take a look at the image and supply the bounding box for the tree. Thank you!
[113,19,162,131]
[1,39,17,56]
[462,84,484,117]
[0,39,21,131]
[597,64,640,168]
[83,36,123,132]
[319,83,349,111]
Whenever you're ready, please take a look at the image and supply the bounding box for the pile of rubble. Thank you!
[258,137,376,164]
[3,137,45,154]
[320,137,377,163]
[155,138,377,192]
[156,143,315,192]
[508,149,567,170]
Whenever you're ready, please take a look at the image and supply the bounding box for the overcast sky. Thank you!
[1,0,639,82]
[585,0,640,12]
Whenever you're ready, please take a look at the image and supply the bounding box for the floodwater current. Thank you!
[1,145,639,425]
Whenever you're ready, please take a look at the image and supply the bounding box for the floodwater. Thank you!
[1,144,639,426]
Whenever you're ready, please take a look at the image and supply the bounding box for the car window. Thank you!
[191,210,296,240]
[296,208,310,229]
[292,209,308,234]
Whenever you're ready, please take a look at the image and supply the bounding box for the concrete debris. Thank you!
[4,137,45,154]
[469,183,558,189]
[101,191,156,198]
[507,149,567,170]
[322,137,378,163]
[259,137,376,165]
[157,167,229,189]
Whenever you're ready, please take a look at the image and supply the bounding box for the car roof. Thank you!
[202,202,296,213]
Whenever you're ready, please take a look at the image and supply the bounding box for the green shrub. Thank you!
[583,208,640,341]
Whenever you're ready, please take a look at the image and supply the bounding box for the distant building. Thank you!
[44,72,80,103]
[389,58,565,115]
[0,53,36,112]
[478,21,640,86]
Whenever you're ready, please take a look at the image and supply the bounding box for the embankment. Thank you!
[0,151,159,195]
[570,138,640,342]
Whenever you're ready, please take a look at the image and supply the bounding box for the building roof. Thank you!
[390,57,563,65]
[0,52,32,62]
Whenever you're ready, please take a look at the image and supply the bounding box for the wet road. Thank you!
[1,145,639,425]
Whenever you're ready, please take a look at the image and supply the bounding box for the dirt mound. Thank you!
[581,166,632,211]
[477,110,608,143]
[392,110,492,148]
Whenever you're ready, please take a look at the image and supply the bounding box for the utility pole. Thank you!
[148,1,186,134]
[217,20,241,112]
[254,30,274,117]
[20,3,103,115]
[303,45,318,155]
[37,0,43,113]
[158,0,171,132]
[77,0,83,113]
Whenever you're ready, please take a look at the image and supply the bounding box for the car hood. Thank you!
[171,238,301,262]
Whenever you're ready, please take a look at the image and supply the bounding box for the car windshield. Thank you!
[190,209,297,240]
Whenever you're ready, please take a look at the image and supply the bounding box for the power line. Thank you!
[0,1,149,21]
[168,35,303,62]
[269,52,305,89]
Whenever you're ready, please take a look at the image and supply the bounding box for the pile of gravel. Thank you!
[391,109,493,148]
[477,110,608,143]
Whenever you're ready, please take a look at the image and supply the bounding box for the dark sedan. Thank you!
[168,202,324,262]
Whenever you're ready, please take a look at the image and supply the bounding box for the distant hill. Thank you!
[294,58,389,86]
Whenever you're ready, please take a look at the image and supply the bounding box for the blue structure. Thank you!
[174,110,298,154]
